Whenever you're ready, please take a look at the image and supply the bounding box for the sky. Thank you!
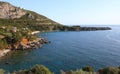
[0,0,120,25]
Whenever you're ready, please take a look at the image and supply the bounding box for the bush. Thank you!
[0,39,7,49]
[98,67,120,74]
[30,65,53,74]
[13,64,53,74]
[0,69,4,74]
[82,66,94,72]
[61,69,95,74]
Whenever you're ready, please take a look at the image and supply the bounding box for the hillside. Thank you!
[0,1,111,32]
[0,1,62,31]
[0,1,61,50]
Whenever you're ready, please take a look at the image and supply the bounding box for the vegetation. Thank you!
[61,69,95,74]
[0,39,7,49]
[61,66,120,74]
[0,69,4,74]
[98,67,120,74]
[1,65,120,74]
[0,25,38,50]
[0,18,60,31]
[82,66,94,72]
[13,65,53,74]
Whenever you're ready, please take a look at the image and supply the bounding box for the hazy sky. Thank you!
[0,0,120,25]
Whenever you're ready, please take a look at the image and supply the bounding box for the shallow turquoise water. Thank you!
[0,25,120,74]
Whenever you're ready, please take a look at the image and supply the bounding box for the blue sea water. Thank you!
[0,25,120,74]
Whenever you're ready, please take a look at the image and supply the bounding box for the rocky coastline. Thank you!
[0,37,49,58]
[19,38,49,50]
[80,27,111,31]
[0,49,11,58]
[63,26,111,31]
[0,26,111,58]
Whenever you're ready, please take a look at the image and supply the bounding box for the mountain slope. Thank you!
[0,1,62,31]
[0,1,111,32]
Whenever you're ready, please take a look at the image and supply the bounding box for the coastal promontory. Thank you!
[0,1,111,55]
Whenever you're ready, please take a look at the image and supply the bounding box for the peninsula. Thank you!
[0,1,111,57]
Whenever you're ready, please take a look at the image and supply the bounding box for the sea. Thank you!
[0,25,120,74]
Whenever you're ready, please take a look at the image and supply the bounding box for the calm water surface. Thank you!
[0,25,120,73]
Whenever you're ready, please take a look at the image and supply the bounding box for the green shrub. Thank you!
[98,67,120,74]
[0,69,4,74]
[30,65,53,74]
[82,66,94,72]
[61,69,95,74]
[13,64,53,74]
[0,39,7,49]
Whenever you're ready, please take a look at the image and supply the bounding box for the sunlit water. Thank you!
[0,25,120,74]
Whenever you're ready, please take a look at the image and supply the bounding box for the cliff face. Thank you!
[0,2,26,19]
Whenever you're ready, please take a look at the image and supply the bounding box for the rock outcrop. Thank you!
[0,2,26,19]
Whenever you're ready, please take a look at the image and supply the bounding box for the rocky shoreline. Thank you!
[19,38,49,50]
[0,37,50,58]
[0,49,11,58]
[0,26,111,58]
[63,26,111,31]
